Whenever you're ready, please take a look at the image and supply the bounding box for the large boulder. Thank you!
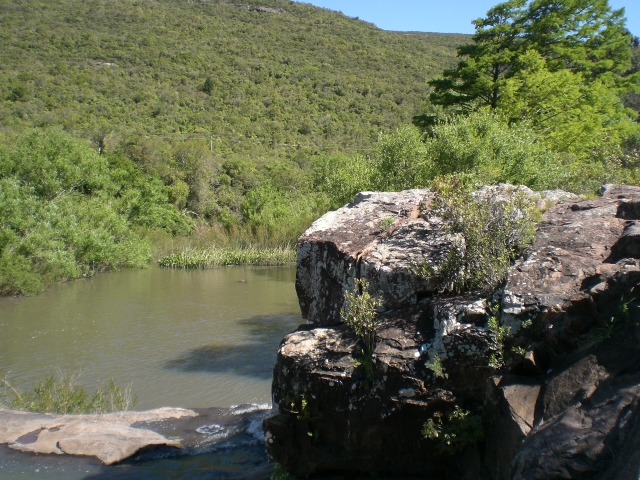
[265,185,640,479]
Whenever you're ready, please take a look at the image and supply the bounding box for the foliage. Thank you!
[429,176,537,293]
[0,0,466,161]
[311,153,375,209]
[498,50,639,154]
[430,0,638,110]
[340,278,381,359]
[429,0,640,156]
[487,315,511,368]
[271,464,295,480]
[373,125,430,191]
[425,354,448,380]
[0,371,136,414]
[424,110,566,190]
[422,405,484,454]
[288,394,310,420]
[0,129,190,295]
[158,245,295,268]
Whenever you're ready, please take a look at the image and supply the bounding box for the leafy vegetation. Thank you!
[0,371,136,414]
[0,0,465,158]
[487,315,511,369]
[341,278,381,367]
[429,0,640,157]
[158,245,295,268]
[422,405,484,454]
[0,129,191,295]
[1,0,639,296]
[425,354,448,380]
[424,177,537,294]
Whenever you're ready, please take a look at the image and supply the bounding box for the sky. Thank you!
[301,1,640,37]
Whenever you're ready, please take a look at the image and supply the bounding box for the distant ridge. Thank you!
[0,0,467,158]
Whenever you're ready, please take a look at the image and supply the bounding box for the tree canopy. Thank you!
[429,0,639,111]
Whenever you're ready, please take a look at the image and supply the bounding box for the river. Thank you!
[0,265,303,479]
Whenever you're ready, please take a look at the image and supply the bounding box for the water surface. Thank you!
[0,265,302,409]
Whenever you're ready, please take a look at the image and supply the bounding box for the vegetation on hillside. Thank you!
[0,0,639,295]
[0,0,465,157]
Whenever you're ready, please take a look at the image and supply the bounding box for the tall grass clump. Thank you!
[158,245,296,268]
[0,371,136,414]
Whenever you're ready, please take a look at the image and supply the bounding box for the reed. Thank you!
[0,371,136,414]
[158,245,296,268]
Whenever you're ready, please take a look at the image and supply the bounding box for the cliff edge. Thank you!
[264,184,640,479]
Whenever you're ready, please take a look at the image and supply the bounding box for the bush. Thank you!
[340,278,381,359]
[422,405,484,454]
[0,130,189,295]
[425,110,564,190]
[427,176,537,294]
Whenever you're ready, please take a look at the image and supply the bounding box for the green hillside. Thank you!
[0,0,467,157]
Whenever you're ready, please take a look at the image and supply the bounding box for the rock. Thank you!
[267,185,640,479]
[296,189,439,326]
[0,407,197,465]
[501,185,640,351]
[484,376,541,480]
[512,320,640,480]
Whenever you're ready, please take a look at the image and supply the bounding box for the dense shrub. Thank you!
[0,130,191,294]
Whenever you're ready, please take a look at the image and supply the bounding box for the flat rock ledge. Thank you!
[265,185,640,479]
[0,407,197,465]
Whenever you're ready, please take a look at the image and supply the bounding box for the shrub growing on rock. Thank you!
[429,176,537,293]
[340,278,381,360]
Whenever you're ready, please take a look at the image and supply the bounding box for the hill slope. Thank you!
[0,0,467,157]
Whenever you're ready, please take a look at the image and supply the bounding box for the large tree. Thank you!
[429,0,638,111]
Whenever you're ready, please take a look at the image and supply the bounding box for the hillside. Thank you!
[0,0,467,158]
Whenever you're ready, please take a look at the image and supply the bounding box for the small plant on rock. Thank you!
[341,278,381,362]
[380,216,395,237]
[422,405,484,454]
[487,315,511,369]
[425,353,448,380]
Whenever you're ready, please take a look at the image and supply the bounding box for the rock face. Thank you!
[265,185,640,479]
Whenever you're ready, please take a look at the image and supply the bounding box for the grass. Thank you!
[158,245,296,268]
[0,370,136,414]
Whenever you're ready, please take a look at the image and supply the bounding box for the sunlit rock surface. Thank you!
[266,185,640,479]
[0,407,196,465]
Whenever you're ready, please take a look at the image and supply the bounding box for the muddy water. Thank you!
[0,265,302,409]
[0,265,303,479]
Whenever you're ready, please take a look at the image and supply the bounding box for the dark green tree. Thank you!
[201,77,214,95]
[430,0,638,110]
[429,0,526,110]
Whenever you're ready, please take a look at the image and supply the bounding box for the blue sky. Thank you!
[301,1,640,37]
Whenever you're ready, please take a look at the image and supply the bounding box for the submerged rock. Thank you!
[265,185,640,479]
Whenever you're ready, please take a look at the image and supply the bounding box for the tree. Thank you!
[498,50,638,153]
[430,0,638,111]
[201,77,214,95]
[429,0,526,110]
